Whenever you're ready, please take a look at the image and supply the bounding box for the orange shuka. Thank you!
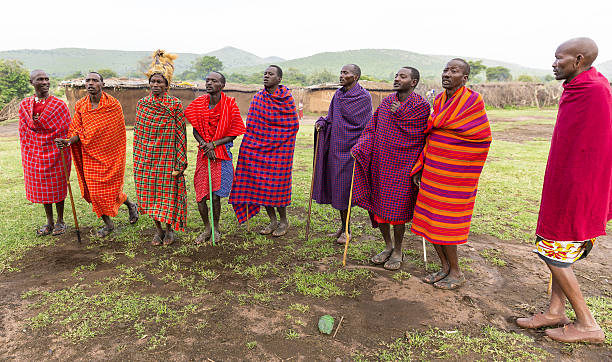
[69,92,128,217]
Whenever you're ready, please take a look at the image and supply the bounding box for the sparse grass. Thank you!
[480,248,507,267]
[2,109,610,358]
[282,266,371,299]
[392,271,411,282]
[362,326,550,361]
[565,296,612,346]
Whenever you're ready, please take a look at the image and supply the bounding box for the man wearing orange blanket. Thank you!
[56,72,139,237]
[411,59,492,290]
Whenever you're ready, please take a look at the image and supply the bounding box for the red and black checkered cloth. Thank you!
[18,96,71,204]
[352,92,430,225]
[229,85,299,223]
[313,82,372,210]
[133,93,188,231]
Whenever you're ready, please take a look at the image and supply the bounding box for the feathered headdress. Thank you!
[145,49,177,84]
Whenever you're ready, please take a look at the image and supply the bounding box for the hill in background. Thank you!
[0,47,284,78]
[225,49,552,80]
[2,46,610,81]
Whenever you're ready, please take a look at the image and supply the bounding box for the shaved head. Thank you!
[30,69,47,81]
[556,37,598,67]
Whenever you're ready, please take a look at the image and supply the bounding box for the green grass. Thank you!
[2,108,611,356]
[357,326,550,361]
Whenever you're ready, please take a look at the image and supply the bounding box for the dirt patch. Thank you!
[493,123,554,143]
[0,121,18,137]
[0,219,610,360]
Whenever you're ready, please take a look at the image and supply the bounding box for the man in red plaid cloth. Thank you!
[18,70,72,236]
[229,65,299,237]
[133,50,188,246]
[351,67,430,270]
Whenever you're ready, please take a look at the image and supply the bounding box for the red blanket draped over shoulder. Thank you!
[537,67,612,241]
[18,95,71,203]
[410,86,491,245]
[184,92,246,201]
[229,85,299,223]
[69,92,127,217]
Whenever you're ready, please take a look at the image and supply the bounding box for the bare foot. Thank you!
[545,323,605,343]
[516,312,570,329]
[194,231,209,245]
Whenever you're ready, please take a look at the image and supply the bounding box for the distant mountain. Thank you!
[596,59,612,79]
[0,46,553,81]
[0,47,284,78]
[226,49,550,80]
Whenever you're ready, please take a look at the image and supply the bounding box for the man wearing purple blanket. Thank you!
[313,64,372,244]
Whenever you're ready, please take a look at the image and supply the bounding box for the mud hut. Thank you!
[61,79,261,126]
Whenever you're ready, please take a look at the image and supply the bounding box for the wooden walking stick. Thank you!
[246,205,250,232]
[342,160,357,267]
[59,148,81,244]
[547,273,552,295]
[305,130,321,241]
[207,157,215,246]
[422,237,427,265]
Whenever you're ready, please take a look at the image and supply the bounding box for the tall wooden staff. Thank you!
[305,130,321,241]
[207,158,216,246]
[342,160,357,267]
[59,149,81,244]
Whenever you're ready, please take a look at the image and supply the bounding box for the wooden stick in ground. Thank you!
[333,315,344,338]
[305,130,321,241]
[247,204,250,232]
[59,149,81,243]
[422,237,427,265]
[342,161,357,267]
[207,157,215,246]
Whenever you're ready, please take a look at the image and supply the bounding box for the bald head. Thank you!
[553,37,598,82]
[30,69,47,81]
[557,37,598,67]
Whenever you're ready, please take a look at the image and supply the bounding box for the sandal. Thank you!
[260,222,279,235]
[422,270,449,284]
[384,255,403,271]
[516,312,571,329]
[194,230,210,245]
[272,222,289,237]
[371,249,393,265]
[163,231,176,246]
[336,232,350,245]
[52,222,67,236]
[128,202,139,224]
[151,233,164,246]
[96,225,114,238]
[36,224,53,236]
[433,275,466,290]
[545,323,605,343]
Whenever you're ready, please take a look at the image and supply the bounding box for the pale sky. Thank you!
[3,0,611,69]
